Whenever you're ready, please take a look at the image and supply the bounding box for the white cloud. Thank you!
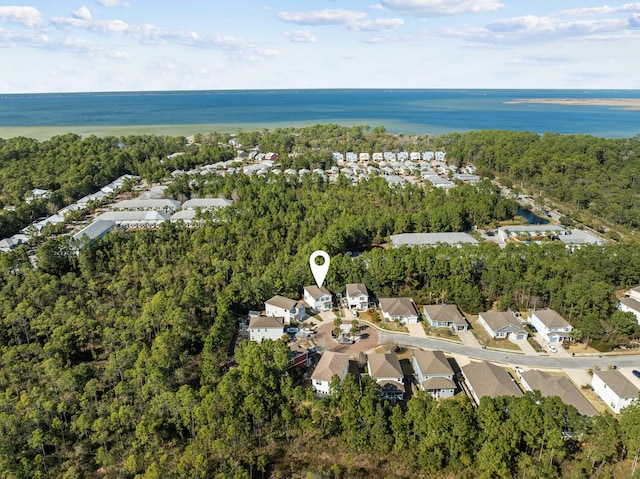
[350,18,404,31]
[559,3,640,16]
[378,0,504,16]
[283,29,317,43]
[277,9,367,26]
[95,0,130,7]
[0,6,45,27]
[73,6,93,21]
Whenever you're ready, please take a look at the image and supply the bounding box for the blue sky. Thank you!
[1,0,640,92]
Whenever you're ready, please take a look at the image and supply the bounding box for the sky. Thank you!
[1,0,640,93]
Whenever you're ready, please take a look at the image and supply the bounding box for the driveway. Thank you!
[407,323,428,338]
[458,330,482,348]
[314,321,379,355]
[512,339,538,356]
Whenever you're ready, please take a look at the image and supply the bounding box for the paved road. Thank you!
[378,332,640,369]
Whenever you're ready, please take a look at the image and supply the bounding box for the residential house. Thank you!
[423,304,469,331]
[311,352,350,395]
[424,175,456,189]
[346,283,370,310]
[0,236,24,253]
[367,351,405,401]
[372,152,384,162]
[71,220,116,247]
[410,152,422,161]
[478,311,528,340]
[412,350,456,398]
[359,152,370,163]
[94,211,171,228]
[265,295,305,325]
[520,369,597,416]
[619,297,640,325]
[379,297,420,325]
[248,316,285,343]
[25,188,50,204]
[111,199,181,211]
[461,361,523,404]
[529,309,573,343]
[592,370,640,413]
[303,285,333,313]
[390,232,478,248]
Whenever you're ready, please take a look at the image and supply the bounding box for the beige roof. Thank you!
[423,304,468,327]
[521,370,597,416]
[479,311,524,333]
[594,370,640,399]
[346,283,369,298]
[311,352,349,383]
[462,361,523,399]
[368,351,403,379]
[422,377,456,391]
[532,309,571,329]
[303,285,331,299]
[248,316,284,329]
[265,295,299,310]
[413,350,454,376]
[379,297,418,318]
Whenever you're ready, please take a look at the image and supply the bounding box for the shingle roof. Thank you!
[594,370,640,399]
[346,283,368,298]
[368,351,403,379]
[620,297,640,312]
[379,298,418,318]
[531,309,571,329]
[265,295,299,310]
[303,285,331,299]
[462,361,523,399]
[520,370,597,416]
[480,311,524,333]
[423,304,468,327]
[390,232,478,247]
[422,377,456,391]
[311,352,349,383]
[413,350,454,376]
[248,316,284,329]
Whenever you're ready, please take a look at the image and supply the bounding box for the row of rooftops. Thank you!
[333,151,448,163]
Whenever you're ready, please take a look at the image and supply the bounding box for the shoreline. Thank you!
[505,98,640,110]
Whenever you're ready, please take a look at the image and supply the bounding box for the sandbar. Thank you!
[505,98,640,110]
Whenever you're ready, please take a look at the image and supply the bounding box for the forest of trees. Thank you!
[1,125,640,477]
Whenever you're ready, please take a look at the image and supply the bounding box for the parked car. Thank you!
[547,345,557,353]
[633,370,640,379]
[514,366,525,377]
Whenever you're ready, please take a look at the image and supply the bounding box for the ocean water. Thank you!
[1,89,640,138]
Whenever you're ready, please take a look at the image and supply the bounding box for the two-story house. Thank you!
[265,295,305,325]
[303,285,333,313]
[346,283,370,310]
[248,316,285,343]
[367,351,405,401]
[529,309,573,343]
[412,350,456,398]
[311,351,350,395]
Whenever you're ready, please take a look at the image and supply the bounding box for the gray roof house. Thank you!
[592,370,640,414]
[346,283,370,310]
[478,311,528,341]
[423,304,469,331]
[529,309,573,343]
[462,361,523,404]
[265,295,305,325]
[390,232,478,248]
[248,316,285,343]
[520,369,598,416]
[412,350,456,398]
[378,298,420,325]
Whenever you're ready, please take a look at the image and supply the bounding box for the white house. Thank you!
[346,283,370,310]
[367,351,405,401]
[478,311,527,340]
[111,199,181,211]
[248,316,285,343]
[311,352,350,395]
[303,285,333,313]
[529,309,573,343]
[461,361,523,404]
[619,286,640,325]
[412,350,456,398]
[265,295,305,325]
[592,370,640,414]
[378,297,420,324]
[25,188,50,204]
[423,304,469,331]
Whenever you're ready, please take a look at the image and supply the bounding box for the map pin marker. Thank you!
[310,250,330,288]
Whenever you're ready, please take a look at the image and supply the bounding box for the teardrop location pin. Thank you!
[309,250,330,288]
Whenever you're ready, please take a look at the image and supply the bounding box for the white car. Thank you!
[514,366,525,377]
[547,345,557,353]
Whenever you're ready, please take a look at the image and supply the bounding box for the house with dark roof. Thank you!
[478,311,528,341]
[367,351,405,401]
[412,350,456,398]
[529,309,573,343]
[592,370,640,413]
[378,297,420,325]
[265,295,305,325]
[311,352,350,395]
[346,283,370,310]
[461,361,523,404]
[248,316,285,343]
[520,369,597,416]
[423,304,469,331]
